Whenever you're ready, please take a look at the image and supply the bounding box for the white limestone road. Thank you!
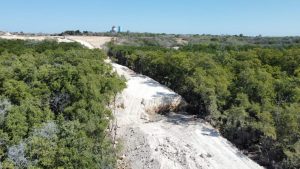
[108,62,263,169]
[62,36,264,169]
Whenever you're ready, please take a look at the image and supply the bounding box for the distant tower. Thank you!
[111,26,117,33]
[118,26,122,33]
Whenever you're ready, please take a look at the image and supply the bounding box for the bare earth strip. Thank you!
[109,63,263,169]
[0,35,263,169]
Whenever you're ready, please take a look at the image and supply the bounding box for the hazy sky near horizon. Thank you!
[1,0,299,36]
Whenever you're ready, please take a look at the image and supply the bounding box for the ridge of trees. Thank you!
[55,30,300,48]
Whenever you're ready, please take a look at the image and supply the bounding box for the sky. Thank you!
[0,0,300,36]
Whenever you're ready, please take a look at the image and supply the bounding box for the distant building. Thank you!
[111,26,117,33]
[111,26,122,33]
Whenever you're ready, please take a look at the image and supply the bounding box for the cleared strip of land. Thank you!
[0,35,263,169]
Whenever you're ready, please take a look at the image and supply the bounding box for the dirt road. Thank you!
[109,62,263,169]
[73,37,262,169]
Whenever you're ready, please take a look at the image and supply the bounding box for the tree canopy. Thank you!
[0,39,125,168]
[109,42,300,169]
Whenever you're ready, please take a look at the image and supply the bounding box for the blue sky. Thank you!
[0,0,299,36]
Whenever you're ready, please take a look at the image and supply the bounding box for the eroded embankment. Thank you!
[110,62,263,169]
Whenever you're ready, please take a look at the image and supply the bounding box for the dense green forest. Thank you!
[0,39,125,168]
[108,42,300,169]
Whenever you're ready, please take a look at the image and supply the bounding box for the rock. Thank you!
[119,154,126,160]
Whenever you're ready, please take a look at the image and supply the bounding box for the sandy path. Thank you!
[66,36,113,49]
[0,35,74,42]
[0,35,263,169]
[110,63,263,169]
[0,35,112,46]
